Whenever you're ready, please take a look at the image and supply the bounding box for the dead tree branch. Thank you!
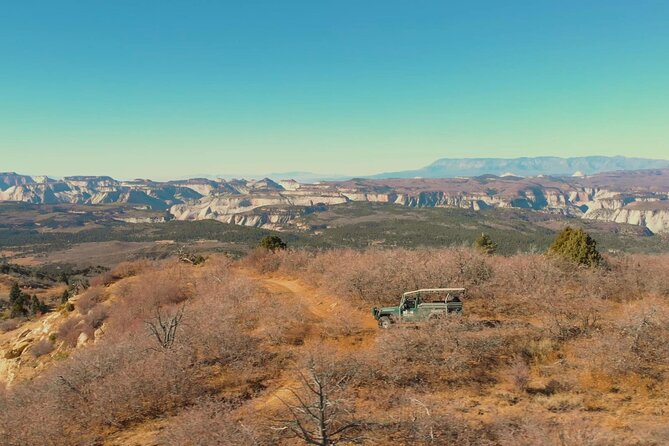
[145,304,185,350]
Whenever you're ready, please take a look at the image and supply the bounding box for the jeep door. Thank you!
[400,296,420,322]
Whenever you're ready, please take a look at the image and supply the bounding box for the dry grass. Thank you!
[2,249,669,445]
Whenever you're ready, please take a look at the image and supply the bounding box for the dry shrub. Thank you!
[28,338,55,358]
[521,337,555,363]
[543,297,605,341]
[106,262,194,335]
[0,319,20,333]
[363,391,495,446]
[110,259,150,279]
[83,304,108,330]
[590,302,669,379]
[263,348,366,445]
[493,416,611,446]
[299,248,492,307]
[76,286,107,315]
[0,257,277,446]
[157,401,258,446]
[535,393,583,412]
[89,260,151,287]
[198,254,234,280]
[58,310,105,348]
[256,294,314,345]
[605,254,669,299]
[370,318,533,388]
[275,248,314,274]
[508,355,530,391]
[181,289,269,370]
[319,305,366,338]
[242,248,281,273]
[57,316,85,347]
[88,271,114,288]
[0,340,202,445]
[5,249,669,446]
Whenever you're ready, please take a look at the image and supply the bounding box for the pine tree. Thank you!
[9,282,22,304]
[30,295,43,315]
[8,283,30,317]
[58,272,70,285]
[474,233,497,255]
[548,226,602,267]
[10,302,26,318]
[258,235,287,252]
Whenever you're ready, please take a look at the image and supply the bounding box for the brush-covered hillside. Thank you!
[1,245,669,445]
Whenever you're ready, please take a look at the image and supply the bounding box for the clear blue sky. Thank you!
[1,1,668,179]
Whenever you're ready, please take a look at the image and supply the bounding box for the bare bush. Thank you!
[57,317,85,347]
[257,295,314,346]
[157,401,258,446]
[272,355,363,446]
[145,305,185,350]
[75,286,107,315]
[493,416,611,446]
[546,300,603,341]
[83,304,108,330]
[508,355,530,391]
[243,247,282,273]
[29,338,55,358]
[0,319,20,333]
[371,318,531,388]
[595,304,669,378]
[90,260,151,287]
[106,262,194,335]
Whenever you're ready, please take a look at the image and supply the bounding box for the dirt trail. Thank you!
[106,270,379,445]
[260,275,377,330]
[248,272,378,412]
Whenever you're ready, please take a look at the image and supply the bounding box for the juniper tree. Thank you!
[258,235,287,252]
[30,295,45,315]
[9,282,22,304]
[548,226,602,267]
[474,233,497,255]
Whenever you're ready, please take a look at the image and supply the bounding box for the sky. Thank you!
[1,1,668,179]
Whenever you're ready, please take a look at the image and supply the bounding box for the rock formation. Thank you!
[2,169,669,233]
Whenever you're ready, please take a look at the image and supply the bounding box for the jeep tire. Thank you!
[379,316,392,329]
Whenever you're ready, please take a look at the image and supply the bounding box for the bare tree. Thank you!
[145,304,185,350]
[273,361,362,445]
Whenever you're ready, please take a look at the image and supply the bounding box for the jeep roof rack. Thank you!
[403,288,465,296]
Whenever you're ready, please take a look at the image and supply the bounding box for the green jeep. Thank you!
[372,288,464,328]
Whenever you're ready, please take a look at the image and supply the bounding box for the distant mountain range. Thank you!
[2,166,669,234]
[371,156,669,179]
[197,156,669,181]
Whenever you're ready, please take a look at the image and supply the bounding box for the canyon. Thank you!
[1,169,669,233]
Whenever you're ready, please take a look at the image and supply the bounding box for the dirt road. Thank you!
[104,269,378,445]
[250,272,377,412]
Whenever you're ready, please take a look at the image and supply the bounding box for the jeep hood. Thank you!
[376,306,400,314]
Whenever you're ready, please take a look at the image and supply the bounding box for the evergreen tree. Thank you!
[9,282,21,304]
[58,272,70,285]
[474,233,497,255]
[30,295,43,315]
[8,283,30,317]
[548,226,602,267]
[258,235,287,252]
[61,289,70,303]
[10,302,26,318]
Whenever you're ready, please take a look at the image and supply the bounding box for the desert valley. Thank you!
[3,2,669,444]
[1,158,669,445]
